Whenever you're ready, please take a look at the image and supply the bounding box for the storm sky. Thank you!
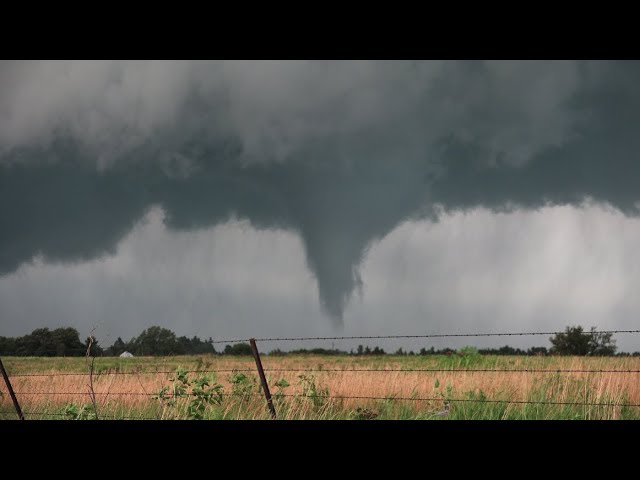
[1,60,640,352]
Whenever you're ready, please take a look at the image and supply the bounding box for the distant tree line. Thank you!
[103,326,217,356]
[1,325,637,357]
[0,326,217,357]
[0,327,95,357]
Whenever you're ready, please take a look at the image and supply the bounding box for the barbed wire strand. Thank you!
[279,393,640,408]
[7,366,640,378]
[209,329,640,344]
[3,328,638,354]
[0,410,155,420]
[3,391,640,409]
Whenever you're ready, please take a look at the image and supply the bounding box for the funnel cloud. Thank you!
[1,61,640,330]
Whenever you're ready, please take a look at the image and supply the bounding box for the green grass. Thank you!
[1,353,639,420]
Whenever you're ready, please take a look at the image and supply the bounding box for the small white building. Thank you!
[119,351,134,358]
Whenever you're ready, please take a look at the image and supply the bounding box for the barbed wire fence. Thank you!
[2,328,640,420]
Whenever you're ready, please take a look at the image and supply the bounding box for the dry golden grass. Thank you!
[2,355,640,419]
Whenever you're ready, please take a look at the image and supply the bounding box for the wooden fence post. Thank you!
[0,357,24,420]
[249,339,276,419]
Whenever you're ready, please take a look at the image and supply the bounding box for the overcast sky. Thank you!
[1,60,640,352]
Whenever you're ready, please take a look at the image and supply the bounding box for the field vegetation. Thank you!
[2,351,639,420]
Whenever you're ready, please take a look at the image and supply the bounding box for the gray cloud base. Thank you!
[1,60,639,325]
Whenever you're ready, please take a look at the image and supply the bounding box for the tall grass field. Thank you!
[1,353,639,419]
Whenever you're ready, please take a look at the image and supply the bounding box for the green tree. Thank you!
[131,326,179,356]
[176,335,216,355]
[223,343,252,355]
[19,328,54,356]
[0,336,17,355]
[107,337,127,356]
[84,336,104,356]
[51,327,85,355]
[549,326,617,356]
[15,327,84,356]
[550,326,591,355]
[587,328,617,356]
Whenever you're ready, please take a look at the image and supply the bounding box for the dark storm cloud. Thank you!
[1,60,639,324]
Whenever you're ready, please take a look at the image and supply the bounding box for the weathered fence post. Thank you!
[249,338,277,419]
[0,357,24,420]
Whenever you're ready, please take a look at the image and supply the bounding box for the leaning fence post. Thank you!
[249,338,276,419]
[0,357,24,420]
